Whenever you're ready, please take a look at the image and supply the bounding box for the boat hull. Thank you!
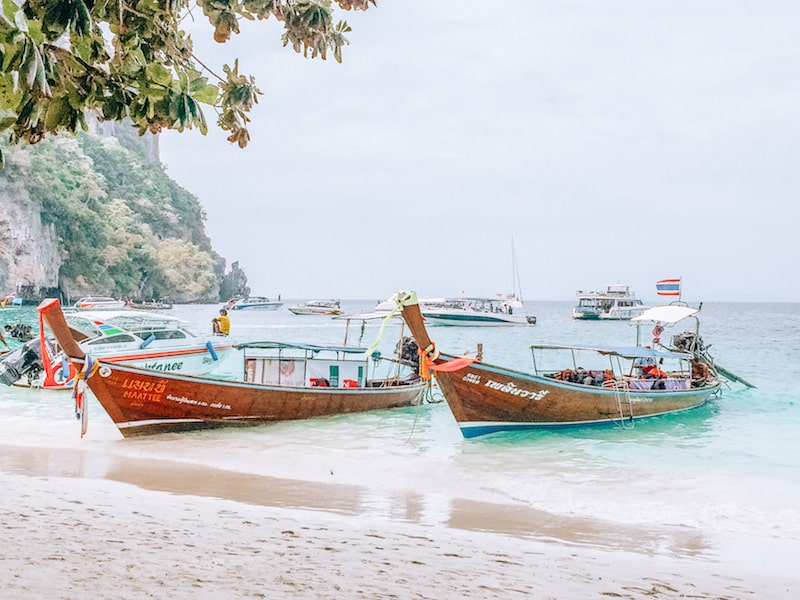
[434,357,718,438]
[288,308,342,316]
[79,360,424,437]
[422,312,534,327]
[572,308,647,320]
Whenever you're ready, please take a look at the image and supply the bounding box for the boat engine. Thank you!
[396,336,420,370]
[672,331,715,365]
[0,339,44,386]
[672,331,705,354]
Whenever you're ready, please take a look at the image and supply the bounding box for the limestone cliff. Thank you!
[0,168,61,300]
[0,129,235,304]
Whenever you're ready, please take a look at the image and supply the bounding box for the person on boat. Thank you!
[0,327,8,349]
[641,363,667,379]
[212,309,231,336]
[5,324,34,342]
[691,359,710,382]
[633,347,657,376]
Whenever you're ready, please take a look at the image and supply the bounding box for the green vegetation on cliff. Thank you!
[1,128,226,302]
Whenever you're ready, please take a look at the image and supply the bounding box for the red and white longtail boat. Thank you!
[37,298,425,437]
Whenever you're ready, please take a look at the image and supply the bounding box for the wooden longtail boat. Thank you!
[394,291,729,438]
[39,299,425,438]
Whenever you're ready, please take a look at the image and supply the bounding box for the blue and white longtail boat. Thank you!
[396,292,749,438]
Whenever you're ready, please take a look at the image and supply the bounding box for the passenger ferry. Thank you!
[572,284,647,320]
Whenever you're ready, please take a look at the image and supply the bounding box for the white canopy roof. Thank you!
[631,305,698,324]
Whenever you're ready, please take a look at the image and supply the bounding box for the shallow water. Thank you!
[1,299,798,579]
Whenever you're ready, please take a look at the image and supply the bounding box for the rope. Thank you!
[364,291,419,358]
[73,356,99,438]
[401,378,439,445]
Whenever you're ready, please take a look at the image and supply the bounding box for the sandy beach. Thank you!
[1,442,794,599]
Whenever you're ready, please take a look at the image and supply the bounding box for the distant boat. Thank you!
[397,291,735,438]
[73,296,126,310]
[35,298,425,438]
[1,292,24,308]
[572,284,647,320]
[228,296,283,311]
[0,308,233,389]
[127,298,173,310]
[374,293,445,312]
[420,296,536,327]
[417,239,535,326]
[288,300,343,316]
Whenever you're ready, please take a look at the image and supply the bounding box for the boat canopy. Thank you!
[632,305,698,324]
[530,343,691,360]
[67,311,186,332]
[236,341,369,354]
[333,311,400,321]
[70,310,184,323]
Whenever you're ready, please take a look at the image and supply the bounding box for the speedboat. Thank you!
[374,293,445,312]
[288,300,343,316]
[421,296,536,327]
[0,309,234,389]
[73,296,126,310]
[572,284,647,320]
[228,296,283,311]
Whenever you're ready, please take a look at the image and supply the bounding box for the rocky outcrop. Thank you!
[219,261,251,302]
[0,166,61,298]
[0,128,242,304]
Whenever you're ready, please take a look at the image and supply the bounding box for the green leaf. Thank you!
[192,82,218,105]
[44,96,69,130]
[146,63,173,87]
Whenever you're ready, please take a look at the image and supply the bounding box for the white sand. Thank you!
[0,443,795,599]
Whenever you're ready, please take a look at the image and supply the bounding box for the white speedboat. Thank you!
[572,284,647,320]
[0,309,234,390]
[73,296,126,310]
[228,296,283,311]
[288,300,343,316]
[374,293,445,312]
[421,296,536,327]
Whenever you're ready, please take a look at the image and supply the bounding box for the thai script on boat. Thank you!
[463,372,549,401]
[122,378,167,393]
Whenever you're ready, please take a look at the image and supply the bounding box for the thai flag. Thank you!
[656,278,681,297]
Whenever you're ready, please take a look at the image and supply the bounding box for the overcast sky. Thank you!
[159,1,800,303]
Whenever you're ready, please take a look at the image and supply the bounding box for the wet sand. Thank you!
[1,443,794,599]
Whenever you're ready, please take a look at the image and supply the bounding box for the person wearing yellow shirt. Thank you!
[212,308,231,336]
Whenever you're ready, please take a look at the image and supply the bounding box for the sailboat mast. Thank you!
[512,237,523,301]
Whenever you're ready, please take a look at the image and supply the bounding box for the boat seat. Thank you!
[629,378,689,391]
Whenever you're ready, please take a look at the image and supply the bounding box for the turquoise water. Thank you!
[1,300,798,577]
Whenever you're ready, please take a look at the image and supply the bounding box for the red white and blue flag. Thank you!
[656,278,681,297]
